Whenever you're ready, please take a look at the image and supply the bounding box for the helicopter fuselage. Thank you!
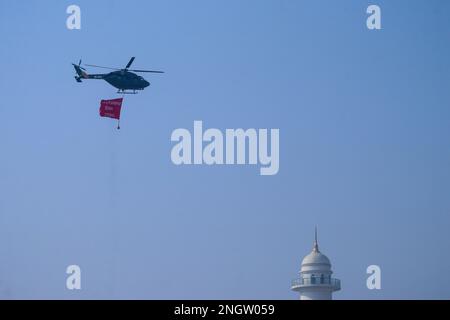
[103,71,150,90]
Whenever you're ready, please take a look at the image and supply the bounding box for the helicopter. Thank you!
[72,57,163,94]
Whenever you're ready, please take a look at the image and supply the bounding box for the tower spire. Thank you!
[313,226,319,252]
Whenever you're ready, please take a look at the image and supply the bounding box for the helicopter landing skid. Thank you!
[117,90,138,94]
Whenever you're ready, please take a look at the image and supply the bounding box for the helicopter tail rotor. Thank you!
[73,58,88,82]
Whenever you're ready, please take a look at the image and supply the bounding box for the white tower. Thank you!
[291,228,341,300]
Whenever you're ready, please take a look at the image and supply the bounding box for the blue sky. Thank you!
[1,0,450,299]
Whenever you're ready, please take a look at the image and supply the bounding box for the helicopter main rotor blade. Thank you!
[129,69,164,73]
[125,57,135,70]
[84,64,121,70]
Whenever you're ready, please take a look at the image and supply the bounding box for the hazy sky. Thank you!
[1,0,450,299]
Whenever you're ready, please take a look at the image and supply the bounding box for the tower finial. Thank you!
[313,226,319,252]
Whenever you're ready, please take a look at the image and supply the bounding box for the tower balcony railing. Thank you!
[291,277,341,290]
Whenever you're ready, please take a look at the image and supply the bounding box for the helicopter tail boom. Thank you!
[73,63,105,82]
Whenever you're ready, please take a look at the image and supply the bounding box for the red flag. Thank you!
[99,98,123,120]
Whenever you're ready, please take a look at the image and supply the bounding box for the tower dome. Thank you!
[301,251,331,267]
[300,231,331,273]
[291,228,341,300]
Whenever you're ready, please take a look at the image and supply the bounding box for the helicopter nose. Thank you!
[144,80,150,88]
